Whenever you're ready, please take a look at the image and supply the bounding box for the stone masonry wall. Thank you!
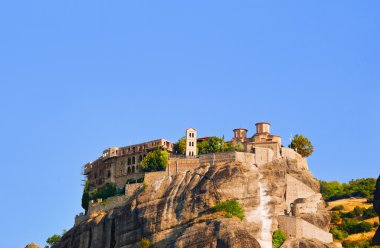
[278,216,333,243]
[88,194,130,215]
[286,174,316,209]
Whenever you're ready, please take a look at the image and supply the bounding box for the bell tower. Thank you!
[186,128,197,157]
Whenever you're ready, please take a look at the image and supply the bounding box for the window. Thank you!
[128,157,131,165]
[132,156,135,164]
[189,141,191,146]
[108,170,111,178]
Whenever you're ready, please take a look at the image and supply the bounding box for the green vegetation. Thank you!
[331,218,372,238]
[330,226,349,240]
[174,136,186,155]
[198,136,244,154]
[140,149,169,172]
[332,205,344,211]
[89,183,124,201]
[140,237,151,248]
[320,178,376,202]
[81,180,90,212]
[342,240,371,248]
[289,134,314,157]
[211,199,245,220]
[46,234,61,247]
[272,229,286,248]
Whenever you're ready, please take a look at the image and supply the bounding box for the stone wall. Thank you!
[285,174,316,209]
[277,216,333,244]
[293,194,322,215]
[74,213,88,226]
[144,171,168,187]
[88,194,130,215]
[168,157,200,176]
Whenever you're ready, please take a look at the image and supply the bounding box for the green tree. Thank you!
[272,229,286,248]
[140,149,169,172]
[330,226,348,240]
[81,180,90,213]
[289,134,314,157]
[46,234,61,247]
[320,181,345,201]
[174,136,186,155]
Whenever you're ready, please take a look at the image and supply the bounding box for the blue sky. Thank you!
[0,0,379,247]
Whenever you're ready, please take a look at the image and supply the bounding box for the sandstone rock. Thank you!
[53,156,331,248]
[373,175,380,245]
[280,238,334,248]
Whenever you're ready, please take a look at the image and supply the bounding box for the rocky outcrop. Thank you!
[54,155,331,248]
[373,175,380,245]
[25,244,40,248]
[280,238,334,248]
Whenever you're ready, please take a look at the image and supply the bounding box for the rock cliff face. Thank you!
[55,155,331,248]
[373,175,380,245]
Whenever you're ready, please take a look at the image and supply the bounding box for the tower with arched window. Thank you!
[186,128,197,157]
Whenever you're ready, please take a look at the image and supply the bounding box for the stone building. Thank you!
[232,122,282,157]
[83,122,281,190]
[83,138,174,189]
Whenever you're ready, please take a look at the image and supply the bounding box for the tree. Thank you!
[289,134,314,157]
[46,234,61,247]
[140,149,169,172]
[81,180,90,213]
[174,137,186,155]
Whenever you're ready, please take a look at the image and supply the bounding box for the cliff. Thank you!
[54,154,333,248]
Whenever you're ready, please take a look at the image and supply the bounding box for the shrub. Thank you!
[272,229,286,248]
[330,226,348,240]
[211,200,245,220]
[362,207,377,219]
[140,149,169,172]
[342,240,371,248]
[331,212,341,224]
[331,205,344,211]
[340,218,372,234]
[353,206,363,217]
[140,237,151,248]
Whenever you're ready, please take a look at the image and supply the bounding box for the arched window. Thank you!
[132,156,135,164]
[139,155,142,161]
[128,157,131,165]
[127,167,131,174]
[132,166,135,173]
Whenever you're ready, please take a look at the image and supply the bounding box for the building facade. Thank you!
[83,138,174,189]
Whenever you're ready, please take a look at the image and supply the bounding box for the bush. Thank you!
[363,207,377,219]
[174,137,186,155]
[330,226,348,240]
[340,219,372,234]
[140,149,169,172]
[332,205,344,211]
[342,240,371,248]
[353,206,363,217]
[88,183,124,202]
[272,229,286,248]
[140,237,151,248]
[211,200,245,220]
[331,212,341,224]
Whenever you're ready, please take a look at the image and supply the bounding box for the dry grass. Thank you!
[345,230,376,241]
[327,198,372,212]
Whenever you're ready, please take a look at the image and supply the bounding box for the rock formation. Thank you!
[54,154,332,248]
[373,175,380,245]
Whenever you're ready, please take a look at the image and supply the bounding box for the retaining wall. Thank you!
[278,215,333,244]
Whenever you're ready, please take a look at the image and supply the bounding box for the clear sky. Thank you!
[0,0,379,247]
